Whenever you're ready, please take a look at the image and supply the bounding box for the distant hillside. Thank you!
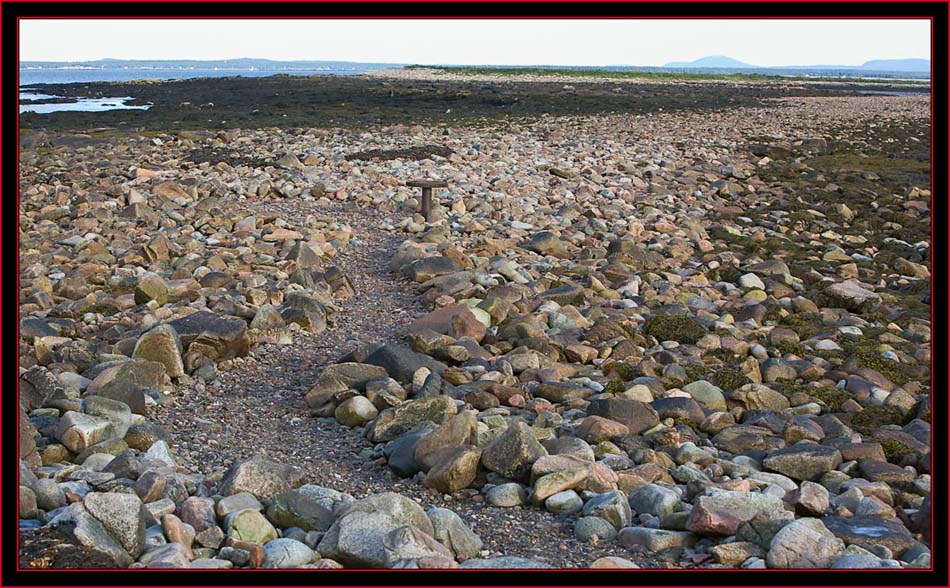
[861,58,930,72]
[663,55,755,68]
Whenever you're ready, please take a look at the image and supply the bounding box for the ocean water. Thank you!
[19,63,390,113]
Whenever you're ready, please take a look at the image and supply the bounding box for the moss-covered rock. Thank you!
[807,386,851,412]
[872,438,920,464]
[850,405,906,435]
[715,367,751,391]
[642,315,707,345]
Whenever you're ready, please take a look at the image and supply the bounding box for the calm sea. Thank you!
[19,65,385,87]
[19,65,391,113]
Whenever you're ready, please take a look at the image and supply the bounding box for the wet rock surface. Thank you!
[18,78,930,570]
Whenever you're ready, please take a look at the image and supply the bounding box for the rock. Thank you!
[85,359,165,414]
[225,509,278,545]
[459,557,553,569]
[738,273,766,290]
[524,231,568,256]
[585,398,659,435]
[480,420,548,480]
[217,455,305,499]
[790,480,830,516]
[682,380,727,412]
[57,411,111,453]
[531,467,589,502]
[619,528,696,553]
[138,542,192,568]
[179,496,216,532]
[19,486,37,519]
[821,516,917,558]
[83,492,147,559]
[423,446,481,494]
[48,503,133,567]
[279,293,328,334]
[83,395,133,441]
[383,430,431,478]
[134,273,172,305]
[687,490,788,536]
[545,490,583,514]
[628,483,681,517]
[362,344,445,385]
[266,485,354,532]
[590,556,640,569]
[366,396,457,443]
[767,518,846,568]
[575,416,629,443]
[728,383,790,412]
[581,490,631,529]
[216,492,263,518]
[132,325,184,378]
[574,516,619,543]
[414,411,478,471]
[709,541,767,566]
[383,524,455,568]
[486,483,527,507]
[262,538,315,568]
[168,311,250,363]
[427,507,483,560]
[334,396,379,427]
[819,280,882,313]
[318,492,433,568]
[32,478,67,511]
[404,256,461,282]
[762,445,843,481]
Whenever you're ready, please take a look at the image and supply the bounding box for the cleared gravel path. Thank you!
[151,200,655,569]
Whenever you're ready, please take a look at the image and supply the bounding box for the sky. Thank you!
[20,19,931,67]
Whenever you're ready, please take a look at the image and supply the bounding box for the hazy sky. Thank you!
[20,19,931,66]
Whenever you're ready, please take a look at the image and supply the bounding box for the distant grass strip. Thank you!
[409,65,930,86]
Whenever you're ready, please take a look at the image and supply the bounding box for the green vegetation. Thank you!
[778,314,822,341]
[850,405,907,434]
[643,315,707,345]
[807,386,851,412]
[411,65,931,86]
[603,361,639,381]
[873,437,920,463]
[715,367,752,391]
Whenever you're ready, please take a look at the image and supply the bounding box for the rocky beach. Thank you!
[18,71,931,571]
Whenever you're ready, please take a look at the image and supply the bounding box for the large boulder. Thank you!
[84,359,165,414]
[767,518,846,568]
[168,311,250,363]
[365,396,457,443]
[585,398,659,435]
[818,279,882,313]
[427,507,483,560]
[217,455,306,499]
[762,445,843,481]
[361,344,446,384]
[83,492,147,559]
[132,324,184,378]
[266,485,354,532]
[317,493,434,568]
[687,489,789,536]
[480,420,548,481]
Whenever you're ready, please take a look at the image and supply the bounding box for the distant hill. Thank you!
[860,58,930,72]
[661,55,930,75]
[663,55,755,68]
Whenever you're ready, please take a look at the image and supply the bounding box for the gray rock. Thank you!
[366,396,457,443]
[32,478,67,511]
[83,492,147,559]
[619,527,696,552]
[138,542,192,568]
[82,396,133,441]
[262,538,315,568]
[362,344,446,385]
[486,483,527,507]
[427,507,483,560]
[168,311,250,363]
[581,490,631,529]
[480,420,548,481]
[217,455,305,499]
[545,490,583,514]
[57,411,111,453]
[383,524,454,568]
[574,516,618,543]
[215,492,263,518]
[819,280,882,313]
[317,493,433,568]
[586,398,659,435]
[459,556,553,568]
[767,518,846,568]
[384,429,432,478]
[266,485,354,532]
[628,483,681,517]
[48,502,133,567]
[762,444,843,481]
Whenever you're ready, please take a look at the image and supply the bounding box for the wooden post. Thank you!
[407,179,449,223]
